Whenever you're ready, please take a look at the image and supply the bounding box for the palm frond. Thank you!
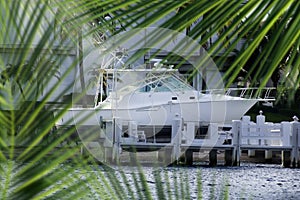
[0,0,299,199]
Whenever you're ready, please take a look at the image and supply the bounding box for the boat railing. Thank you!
[202,87,276,100]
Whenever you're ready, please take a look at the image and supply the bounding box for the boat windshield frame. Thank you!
[95,69,196,106]
[139,73,195,93]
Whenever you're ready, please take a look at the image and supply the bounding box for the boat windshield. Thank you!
[139,75,194,93]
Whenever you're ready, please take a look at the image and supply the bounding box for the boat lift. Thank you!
[81,110,300,168]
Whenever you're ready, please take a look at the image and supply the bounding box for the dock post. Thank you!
[171,114,182,164]
[224,149,233,166]
[129,150,138,166]
[296,122,300,168]
[164,148,173,166]
[207,123,219,167]
[111,117,122,164]
[183,122,195,146]
[281,122,291,167]
[242,116,255,157]
[256,111,272,161]
[291,120,299,167]
[232,120,241,166]
[185,150,193,166]
[158,150,164,162]
[181,122,195,165]
[282,151,291,168]
[209,150,217,167]
[103,121,113,163]
[281,121,291,147]
[264,129,272,161]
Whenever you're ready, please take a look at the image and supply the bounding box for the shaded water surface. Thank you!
[112,163,300,199]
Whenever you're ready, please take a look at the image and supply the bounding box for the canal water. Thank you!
[107,163,300,200]
[2,161,299,199]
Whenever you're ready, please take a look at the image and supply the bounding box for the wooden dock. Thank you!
[82,112,300,168]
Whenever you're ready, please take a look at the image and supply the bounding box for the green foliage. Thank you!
[0,0,299,199]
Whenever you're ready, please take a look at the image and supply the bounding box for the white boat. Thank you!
[55,68,275,134]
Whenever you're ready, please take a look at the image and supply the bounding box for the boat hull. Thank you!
[55,98,258,127]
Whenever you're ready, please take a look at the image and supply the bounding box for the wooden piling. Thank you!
[157,149,174,165]
[185,150,193,166]
[224,149,233,166]
[113,117,122,164]
[171,114,182,163]
[291,122,299,168]
[282,150,291,168]
[164,148,173,166]
[232,120,240,166]
[157,150,164,162]
[129,151,138,165]
[104,147,113,163]
[209,150,217,167]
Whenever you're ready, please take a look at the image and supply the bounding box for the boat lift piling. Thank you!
[291,120,300,167]
[171,113,182,163]
[93,112,300,167]
[231,115,300,168]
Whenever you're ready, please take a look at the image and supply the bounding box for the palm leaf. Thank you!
[1,1,94,199]
[1,0,299,199]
